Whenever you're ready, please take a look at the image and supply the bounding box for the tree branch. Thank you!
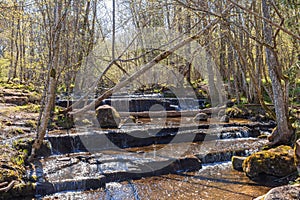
[228,0,300,40]
[69,4,234,116]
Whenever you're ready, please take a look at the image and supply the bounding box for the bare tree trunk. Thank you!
[29,0,63,161]
[262,0,293,145]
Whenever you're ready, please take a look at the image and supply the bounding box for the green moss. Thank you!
[24,120,37,128]
[243,145,296,179]
[54,114,74,129]
[9,128,25,135]
[0,144,26,183]
[0,82,36,92]
[15,103,40,113]
[226,106,248,118]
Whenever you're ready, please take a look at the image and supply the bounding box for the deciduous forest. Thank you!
[0,0,299,199]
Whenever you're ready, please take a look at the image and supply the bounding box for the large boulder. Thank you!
[255,185,300,200]
[243,145,297,179]
[193,112,208,122]
[96,105,121,128]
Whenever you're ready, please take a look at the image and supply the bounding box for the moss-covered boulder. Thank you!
[54,114,74,129]
[243,145,297,179]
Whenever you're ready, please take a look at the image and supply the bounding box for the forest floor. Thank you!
[0,86,40,143]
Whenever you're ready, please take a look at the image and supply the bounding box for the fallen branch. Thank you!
[0,182,8,187]
[0,180,17,193]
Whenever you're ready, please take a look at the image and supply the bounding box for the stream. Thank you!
[42,162,272,200]
[28,116,276,200]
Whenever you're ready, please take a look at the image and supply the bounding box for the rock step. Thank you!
[36,177,106,196]
[3,96,29,105]
[32,138,267,196]
[34,154,201,196]
[47,125,269,155]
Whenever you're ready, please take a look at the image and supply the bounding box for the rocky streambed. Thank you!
[1,87,290,199]
[21,120,275,199]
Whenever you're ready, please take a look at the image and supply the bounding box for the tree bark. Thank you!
[29,0,63,161]
[262,0,293,145]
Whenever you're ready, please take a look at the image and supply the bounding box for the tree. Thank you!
[29,0,65,160]
[262,0,294,145]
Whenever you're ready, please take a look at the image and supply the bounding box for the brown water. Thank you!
[137,117,251,126]
[41,118,273,200]
[43,162,271,200]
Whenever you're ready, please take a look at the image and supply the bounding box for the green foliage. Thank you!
[0,58,10,81]
[278,0,300,9]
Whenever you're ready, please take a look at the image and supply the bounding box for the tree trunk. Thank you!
[29,0,63,160]
[262,0,293,145]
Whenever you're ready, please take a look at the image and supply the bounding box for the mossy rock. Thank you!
[13,138,52,159]
[243,145,297,179]
[54,114,74,129]
[0,145,26,183]
[0,182,36,199]
[226,106,249,118]
[24,120,37,128]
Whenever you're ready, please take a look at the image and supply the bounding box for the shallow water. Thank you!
[43,162,271,200]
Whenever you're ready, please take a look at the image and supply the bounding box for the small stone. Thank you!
[193,113,208,122]
[232,156,246,171]
[250,116,257,122]
[220,115,229,123]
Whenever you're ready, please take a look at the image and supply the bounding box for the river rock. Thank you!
[220,115,229,123]
[232,156,246,171]
[194,112,208,121]
[96,105,121,128]
[226,100,235,108]
[243,145,297,179]
[226,106,249,118]
[255,185,300,200]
